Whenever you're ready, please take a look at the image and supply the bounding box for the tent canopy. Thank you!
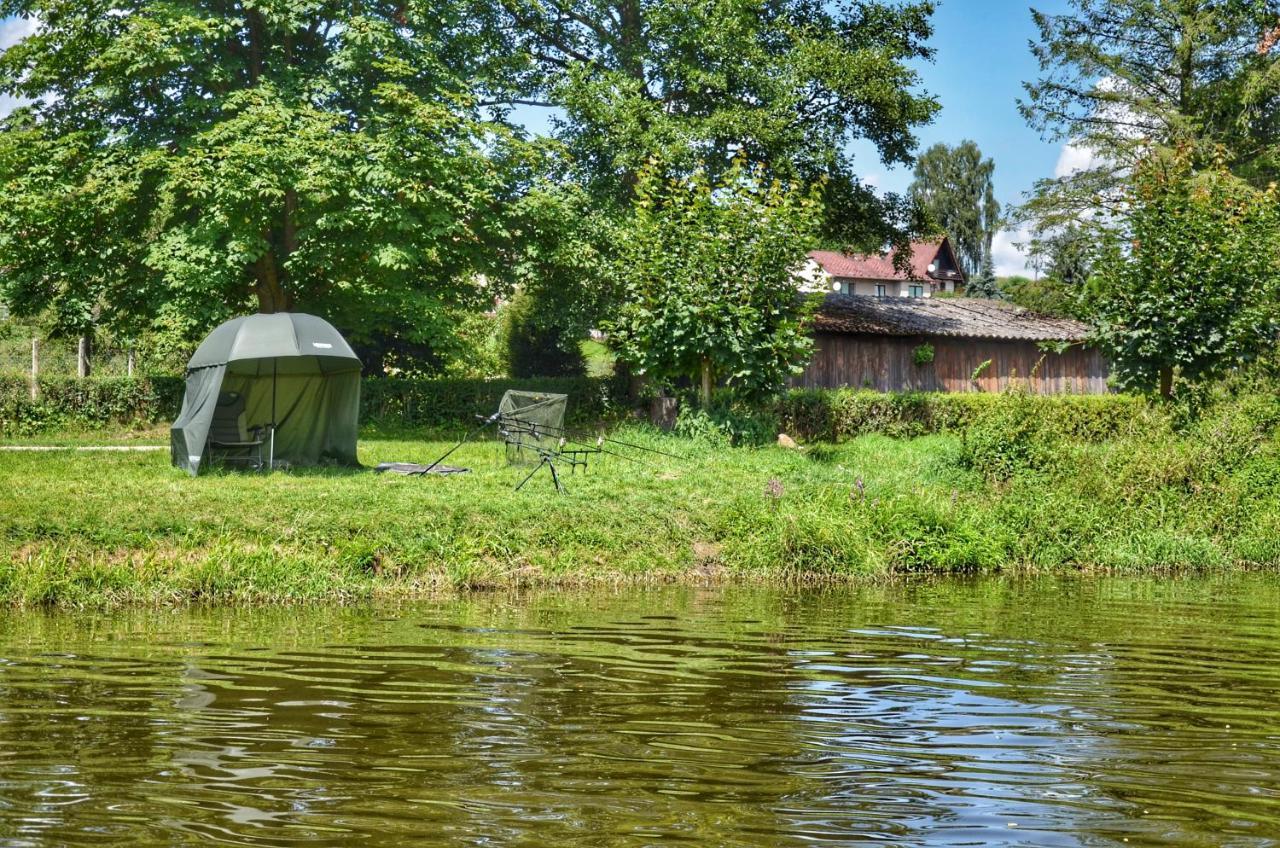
[171,313,362,475]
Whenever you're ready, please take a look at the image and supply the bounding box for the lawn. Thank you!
[3,419,1279,606]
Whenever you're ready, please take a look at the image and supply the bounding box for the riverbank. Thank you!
[4,387,1279,606]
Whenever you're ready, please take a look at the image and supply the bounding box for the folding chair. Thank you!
[206,391,266,470]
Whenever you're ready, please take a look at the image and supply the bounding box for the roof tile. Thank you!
[813,294,1089,342]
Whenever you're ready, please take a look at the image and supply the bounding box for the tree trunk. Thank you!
[700,357,713,408]
[1159,366,1173,399]
[77,335,91,379]
[30,337,39,400]
[127,348,136,378]
[253,249,292,313]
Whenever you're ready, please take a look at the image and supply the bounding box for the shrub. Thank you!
[775,388,1153,444]
[0,374,628,436]
[0,375,184,435]
[674,393,779,447]
[360,375,627,430]
[959,389,1059,480]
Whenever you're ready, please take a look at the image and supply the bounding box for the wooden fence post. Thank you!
[77,335,91,378]
[30,337,39,400]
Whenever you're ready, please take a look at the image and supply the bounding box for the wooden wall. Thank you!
[793,332,1110,394]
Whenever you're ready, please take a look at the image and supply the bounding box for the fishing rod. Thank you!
[495,414,685,461]
[417,411,502,475]
[501,419,649,467]
[497,413,675,465]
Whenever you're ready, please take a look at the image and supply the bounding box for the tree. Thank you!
[908,141,1000,277]
[969,255,1001,300]
[608,159,821,406]
[496,182,619,377]
[1018,0,1280,232]
[1088,149,1280,397]
[473,0,939,247]
[0,0,508,360]
[1002,224,1095,316]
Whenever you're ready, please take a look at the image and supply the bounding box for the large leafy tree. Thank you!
[1089,149,1280,397]
[907,140,1000,278]
[0,0,507,358]
[1018,0,1280,232]
[608,159,821,406]
[473,0,939,247]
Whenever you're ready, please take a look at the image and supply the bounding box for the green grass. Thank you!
[3,413,1280,607]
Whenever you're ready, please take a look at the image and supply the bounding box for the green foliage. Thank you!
[0,0,507,354]
[908,140,1000,277]
[968,254,1001,300]
[0,374,626,436]
[912,343,935,367]
[1018,0,1280,233]
[959,389,1059,480]
[1089,151,1280,395]
[1007,225,1094,317]
[609,159,822,402]
[497,183,618,379]
[473,0,940,246]
[1000,274,1079,318]
[360,376,626,431]
[775,388,1152,443]
[502,288,587,378]
[0,376,184,435]
[674,394,779,448]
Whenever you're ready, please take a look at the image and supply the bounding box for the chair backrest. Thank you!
[209,391,248,443]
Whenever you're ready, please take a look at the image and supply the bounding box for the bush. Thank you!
[360,375,627,430]
[0,375,185,435]
[674,394,779,447]
[959,389,1059,480]
[775,388,1152,443]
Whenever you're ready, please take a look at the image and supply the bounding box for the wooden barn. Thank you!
[794,294,1110,394]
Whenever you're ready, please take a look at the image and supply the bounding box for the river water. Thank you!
[1,577,1278,846]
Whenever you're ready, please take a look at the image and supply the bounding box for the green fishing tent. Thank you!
[171,312,362,475]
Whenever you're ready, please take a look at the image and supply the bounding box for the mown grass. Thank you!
[3,396,1280,607]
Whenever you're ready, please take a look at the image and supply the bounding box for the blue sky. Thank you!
[0,1,1075,272]
[845,0,1078,274]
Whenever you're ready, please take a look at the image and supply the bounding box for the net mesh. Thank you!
[497,390,568,464]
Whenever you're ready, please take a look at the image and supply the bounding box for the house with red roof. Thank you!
[799,238,967,299]
[789,237,1110,393]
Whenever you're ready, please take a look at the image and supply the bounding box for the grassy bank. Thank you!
[3,387,1280,606]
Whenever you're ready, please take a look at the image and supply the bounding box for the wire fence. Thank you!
[0,335,146,379]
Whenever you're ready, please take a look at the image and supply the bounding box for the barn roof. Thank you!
[813,294,1090,342]
[808,239,964,283]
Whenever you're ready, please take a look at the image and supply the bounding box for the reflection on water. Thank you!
[1,577,1279,846]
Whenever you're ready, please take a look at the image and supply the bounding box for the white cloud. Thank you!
[991,227,1033,278]
[1,15,37,49]
[0,16,39,117]
[1054,142,1105,179]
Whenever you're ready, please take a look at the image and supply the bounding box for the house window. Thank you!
[874,284,887,298]
[908,284,924,298]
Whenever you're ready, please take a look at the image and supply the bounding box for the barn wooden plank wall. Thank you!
[793,333,1110,394]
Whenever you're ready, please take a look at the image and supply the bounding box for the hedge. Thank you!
[775,388,1155,443]
[360,375,628,430]
[0,373,629,436]
[2,373,1153,442]
[0,375,185,436]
